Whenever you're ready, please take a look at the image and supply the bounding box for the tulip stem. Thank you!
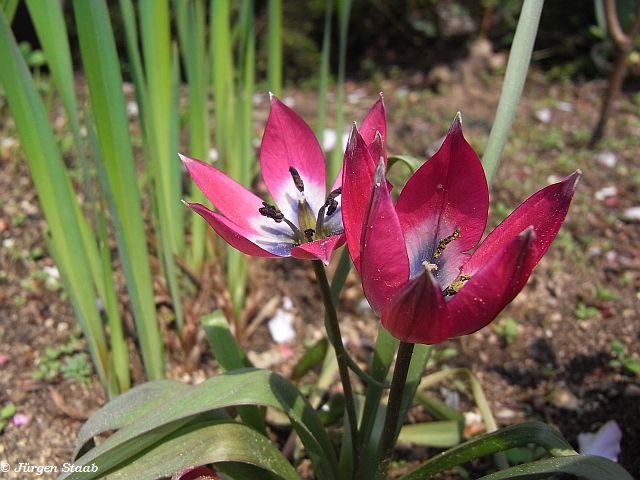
[375,340,415,480]
[312,259,359,477]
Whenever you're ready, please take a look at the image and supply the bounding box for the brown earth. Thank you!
[1,62,639,479]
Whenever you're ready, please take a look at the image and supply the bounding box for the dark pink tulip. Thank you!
[182,95,385,265]
[172,466,219,480]
[343,113,580,344]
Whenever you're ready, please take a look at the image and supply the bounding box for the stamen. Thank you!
[324,188,342,216]
[443,274,472,296]
[289,166,304,192]
[259,202,284,223]
[434,226,461,258]
[304,228,315,241]
[258,202,307,244]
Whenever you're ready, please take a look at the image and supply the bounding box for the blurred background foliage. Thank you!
[9,0,638,86]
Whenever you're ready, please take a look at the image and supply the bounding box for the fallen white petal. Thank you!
[594,186,617,201]
[595,150,617,168]
[623,206,640,221]
[268,297,296,344]
[535,107,553,123]
[578,420,622,461]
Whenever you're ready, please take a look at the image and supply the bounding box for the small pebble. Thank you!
[594,186,617,201]
[534,107,553,123]
[595,150,617,168]
[623,206,640,221]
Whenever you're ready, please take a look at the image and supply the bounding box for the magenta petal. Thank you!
[396,114,488,278]
[342,126,377,274]
[186,202,284,259]
[464,170,581,275]
[360,160,410,314]
[172,466,219,480]
[359,93,386,145]
[448,227,537,337]
[292,234,346,265]
[381,268,450,344]
[181,154,266,235]
[261,95,327,220]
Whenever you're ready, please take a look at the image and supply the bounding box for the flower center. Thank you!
[424,226,473,296]
[258,167,342,244]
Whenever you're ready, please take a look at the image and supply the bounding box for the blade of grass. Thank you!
[85,114,131,394]
[25,0,130,394]
[72,0,165,380]
[211,0,251,328]
[482,0,544,187]
[138,0,185,332]
[267,0,282,96]
[0,9,109,386]
[175,0,210,269]
[329,0,353,182]
[1,0,19,22]
[315,0,334,144]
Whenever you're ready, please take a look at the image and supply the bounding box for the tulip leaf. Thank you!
[413,390,465,423]
[73,380,190,460]
[397,421,578,480]
[292,338,329,381]
[60,369,340,480]
[398,421,461,448]
[388,155,424,174]
[477,454,633,480]
[358,325,398,473]
[84,419,300,480]
[201,311,253,372]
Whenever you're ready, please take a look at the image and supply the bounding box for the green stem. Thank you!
[312,259,359,477]
[375,341,415,480]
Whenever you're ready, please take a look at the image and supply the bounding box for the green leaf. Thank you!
[61,369,340,480]
[398,422,577,480]
[0,8,110,387]
[398,421,461,448]
[1,403,16,420]
[292,338,329,382]
[413,391,465,423]
[73,380,190,460]
[72,0,164,380]
[388,155,424,174]
[200,311,265,435]
[482,0,544,186]
[478,454,633,480]
[91,419,300,480]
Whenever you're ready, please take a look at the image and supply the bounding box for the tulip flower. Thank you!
[182,95,348,265]
[172,466,219,480]
[343,113,580,344]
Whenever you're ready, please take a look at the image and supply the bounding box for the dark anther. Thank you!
[434,226,461,259]
[259,202,284,223]
[443,274,471,296]
[289,166,304,192]
[304,228,315,240]
[324,188,342,216]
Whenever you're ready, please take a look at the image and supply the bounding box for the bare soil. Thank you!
[1,63,639,479]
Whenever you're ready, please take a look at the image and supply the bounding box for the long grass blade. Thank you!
[0,9,109,386]
[267,0,282,96]
[175,0,210,269]
[329,0,353,182]
[481,0,545,187]
[25,0,130,394]
[72,0,164,380]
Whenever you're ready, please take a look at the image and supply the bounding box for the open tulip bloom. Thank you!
[182,95,350,265]
[343,113,581,344]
